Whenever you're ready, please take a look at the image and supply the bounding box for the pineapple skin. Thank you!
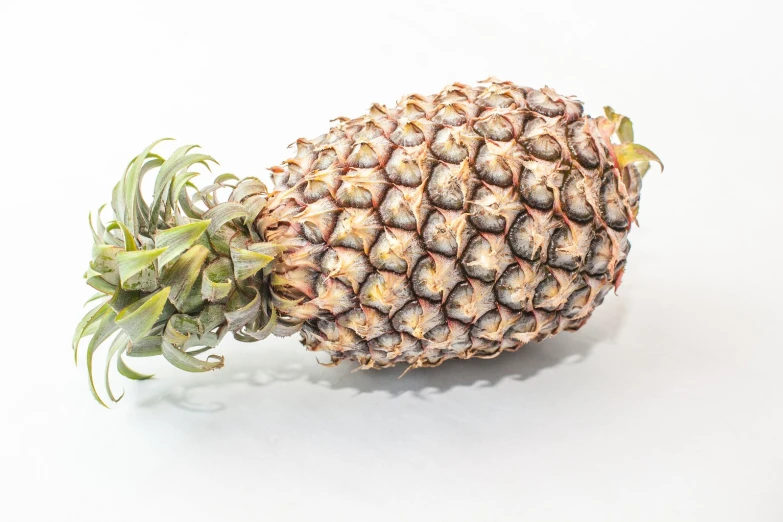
[258,79,640,371]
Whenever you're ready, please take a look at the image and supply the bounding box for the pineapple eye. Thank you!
[427,163,465,210]
[567,120,600,169]
[474,113,515,141]
[390,121,426,147]
[431,128,469,164]
[526,89,566,117]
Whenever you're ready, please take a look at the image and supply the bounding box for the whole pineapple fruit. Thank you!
[74,79,661,405]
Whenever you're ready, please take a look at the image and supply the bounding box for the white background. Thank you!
[1,0,781,520]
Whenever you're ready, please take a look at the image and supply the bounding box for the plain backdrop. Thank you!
[1,0,781,520]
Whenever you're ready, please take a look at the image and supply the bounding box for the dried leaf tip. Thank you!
[603,106,664,174]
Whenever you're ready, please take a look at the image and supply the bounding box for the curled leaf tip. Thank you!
[613,143,664,173]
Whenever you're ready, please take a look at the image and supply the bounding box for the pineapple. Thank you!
[74,79,661,405]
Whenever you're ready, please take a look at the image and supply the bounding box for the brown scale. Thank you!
[258,79,647,371]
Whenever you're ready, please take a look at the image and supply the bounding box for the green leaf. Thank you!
[187,331,221,350]
[88,210,102,244]
[108,287,141,313]
[242,305,278,341]
[104,332,130,403]
[207,225,234,256]
[100,222,124,247]
[117,248,167,285]
[228,179,267,203]
[121,138,173,234]
[203,202,249,235]
[126,336,163,357]
[116,221,138,251]
[160,245,210,310]
[244,196,266,241]
[84,292,110,306]
[230,246,274,281]
[86,276,116,295]
[215,173,239,185]
[111,181,122,232]
[161,340,224,373]
[154,220,210,267]
[163,313,202,347]
[225,288,260,330]
[613,143,664,173]
[168,144,201,163]
[177,182,205,219]
[199,304,226,332]
[122,264,159,292]
[73,302,111,361]
[179,273,206,314]
[95,204,107,238]
[117,354,154,380]
[272,316,303,337]
[135,156,165,229]
[202,257,234,302]
[86,310,119,408]
[148,153,216,233]
[169,171,201,215]
[185,346,216,357]
[91,244,122,285]
[115,287,171,341]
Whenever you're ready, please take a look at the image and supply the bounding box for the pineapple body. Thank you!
[259,79,637,370]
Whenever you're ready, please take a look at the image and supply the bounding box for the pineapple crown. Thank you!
[73,140,299,406]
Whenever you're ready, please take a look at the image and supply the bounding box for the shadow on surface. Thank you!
[134,301,626,412]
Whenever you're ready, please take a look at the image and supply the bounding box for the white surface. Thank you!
[1,1,782,520]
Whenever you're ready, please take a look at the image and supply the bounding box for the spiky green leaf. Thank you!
[117,248,167,285]
[104,332,130,403]
[122,264,159,292]
[73,302,111,360]
[91,245,122,285]
[154,220,210,267]
[120,138,173,233]
[86,310,119,408]
[225,288,260,330]
[115,287,171,342]
[169,171,200,215]
[116,221,138,251]
[117,354,154,380]
[163,313,202,348]
[160,245,209,310]
[126,336,163,358]
[84,292,110,306]
[202,258,233,302]
[177,182,205,219]
[148,154,216,232]
[229,179,267,203]
[161,340,224,373]
[203,202,249,235]
[88,210,102,244]
[214,173,239,185]
[242,305,278,341]
[108,288,141,313]
[230,246,274,281]
[86,276,117,295]
[199,304,226,332]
